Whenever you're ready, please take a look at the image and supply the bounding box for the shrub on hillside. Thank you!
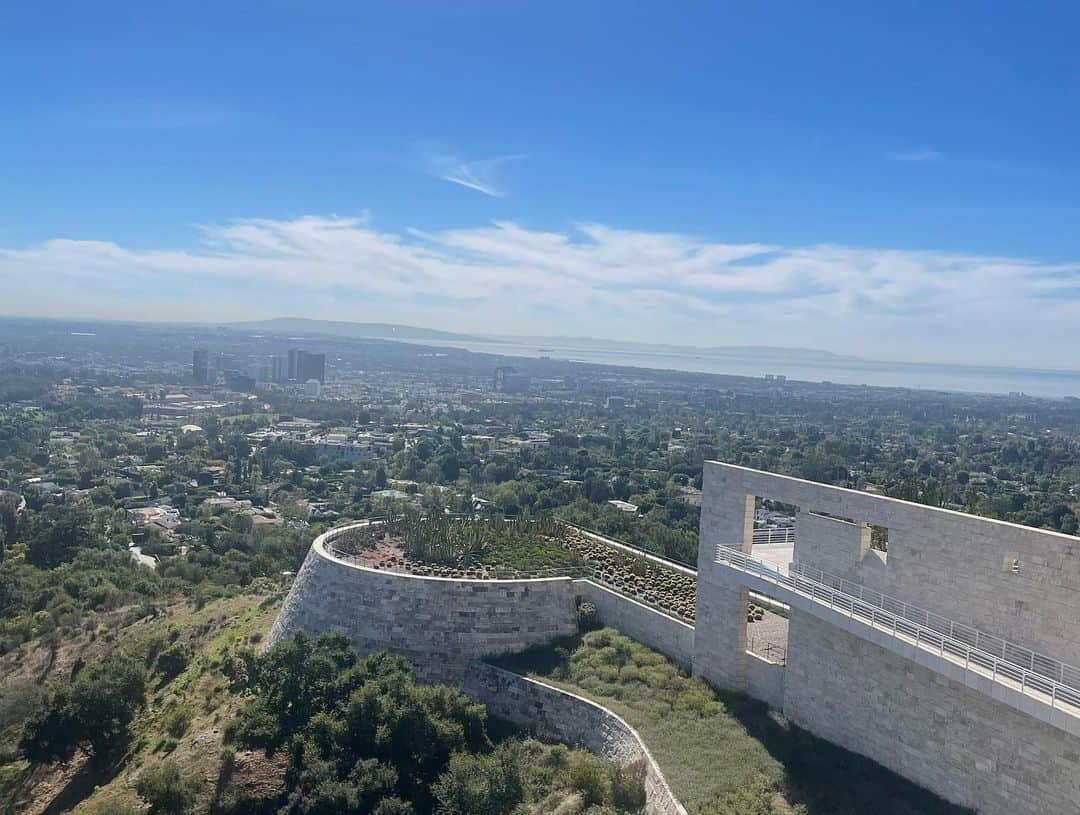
[163,705,193,739]
[155,641,193,681]
[432,741,525,815]
[136,759,203,815]
[224,633,641,815]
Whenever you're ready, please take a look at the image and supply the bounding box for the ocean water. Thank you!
[445,339,1080,399]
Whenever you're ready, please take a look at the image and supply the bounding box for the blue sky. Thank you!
[2,2,1080,365]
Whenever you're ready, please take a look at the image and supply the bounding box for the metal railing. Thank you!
[556,519,699,571]
[746,635,787,665]
[790,560,1080,692]
[715,544,1080,713]
[751,527,796,546]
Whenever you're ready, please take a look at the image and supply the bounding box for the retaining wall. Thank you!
[462,662,687,815]
[744,651,785,710]
[267,532,579,682]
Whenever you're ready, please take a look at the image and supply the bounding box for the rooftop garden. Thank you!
[328,511,698,621]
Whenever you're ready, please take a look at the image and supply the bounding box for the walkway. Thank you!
[714,543,1080,735]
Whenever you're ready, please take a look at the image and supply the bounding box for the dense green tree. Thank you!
[21,505,100,569]
[21,656,146,763]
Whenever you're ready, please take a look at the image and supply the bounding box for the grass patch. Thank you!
[494,629,972,815]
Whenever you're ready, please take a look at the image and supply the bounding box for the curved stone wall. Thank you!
[267,523,580,681]
[269,522,690,813]
[462,663,688,815]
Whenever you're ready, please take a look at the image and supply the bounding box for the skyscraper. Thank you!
[299,352,326,384]
[192,349,209,385]
[287,348,301,382]
[270,354,286,383]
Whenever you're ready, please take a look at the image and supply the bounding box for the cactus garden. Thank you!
[328,510,698,621]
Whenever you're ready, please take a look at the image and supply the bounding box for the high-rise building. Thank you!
[299,352,326,385]
[224,370,256,392]
[283,348,325,384]
[494,366,530,394]
[287,348,301,382]
[270,354,286,383]
[192,349,209,385]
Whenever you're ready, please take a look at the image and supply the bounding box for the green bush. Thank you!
[569,753,611,807]
[163,705,193,739]
[136,759,203,815]
[155,641,193,681]
[433,742,525,815]
[372,798,414,815]
[225,634,630,813]
[609,762,646,811]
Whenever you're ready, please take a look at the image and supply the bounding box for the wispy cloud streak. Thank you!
[419,149,527,196]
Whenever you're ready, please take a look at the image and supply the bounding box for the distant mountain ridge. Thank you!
[230,317,484,343]
[231,317,848,361]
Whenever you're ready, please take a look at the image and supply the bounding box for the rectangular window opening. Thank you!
[752,496,797,547]
[746,589,789,665]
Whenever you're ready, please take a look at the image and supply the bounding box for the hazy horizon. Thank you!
[4,4,1079,368]
[5,312,1080,398]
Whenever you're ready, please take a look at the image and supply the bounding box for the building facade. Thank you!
[192,348,209,385]
[696,462,1080,815]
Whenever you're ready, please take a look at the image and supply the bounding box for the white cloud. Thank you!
[419,150,527,196]
[2,215,1079,367]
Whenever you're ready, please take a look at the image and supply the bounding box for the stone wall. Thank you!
[785,611,1080,815]
[701,461,1080,666]
[268,532,579,682]
[744,651,784,710]
[693,578,749,690]
[795,509,867,569]
[574,581,695,670]
[462,663,687,815]
[267,525,693,813]
[697,461,1080,815]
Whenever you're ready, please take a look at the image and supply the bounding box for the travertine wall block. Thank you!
[698,461,1080,815]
